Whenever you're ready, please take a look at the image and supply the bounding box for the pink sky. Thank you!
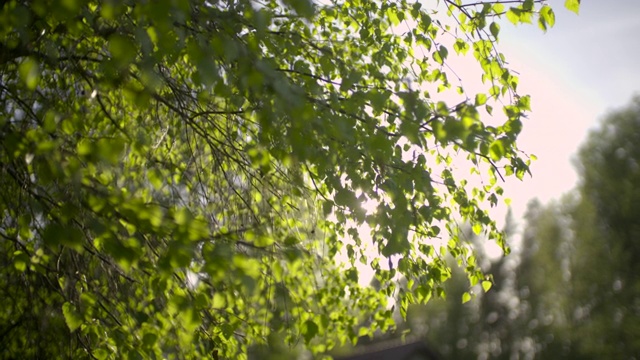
[495,0,640,220]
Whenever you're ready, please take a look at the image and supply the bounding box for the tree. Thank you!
[483,96,640,360]
[515,198,580,359]
[410,212,520,360]
[565,95,640,358]
[0,0,578,358]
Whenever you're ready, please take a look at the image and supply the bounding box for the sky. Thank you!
[497,0,640,221]
[408,0,640,258]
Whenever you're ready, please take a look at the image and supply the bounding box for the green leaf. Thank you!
[94,349,109,360]
[62,302,83,332]
[18,58,40,90]
[108,34,137,68]
[486,104,494,115]
[212,293,226,308]
[489,140,505,161]
[506,8,520,25]
[472,222,483,235]
[13,251,29,272]
[80,292,97,307]
[453,39,469,55]
[564,0,580,14]
[381,225,411,256]
[433,48,444,65]
[302,320,319,343]
[358,326,369,337]
[538,6,556,31]
[96,137,125,164]
[438,45,448,62]
[284,0,315,18]
[179,307,201,332]
[142,332,158,349]
[462,292,472,304]
[489,22,500,38]
[386,7,400,26]
[254,233,275,247]
[482,280,492,292]
[340,70,362,91]
[43,223,85,252]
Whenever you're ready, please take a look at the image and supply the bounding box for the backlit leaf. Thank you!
[18,58,40,90]
[62,302,83,332]
[564,0,580,14]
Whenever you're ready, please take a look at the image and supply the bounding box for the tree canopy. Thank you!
[0,0,578,358]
